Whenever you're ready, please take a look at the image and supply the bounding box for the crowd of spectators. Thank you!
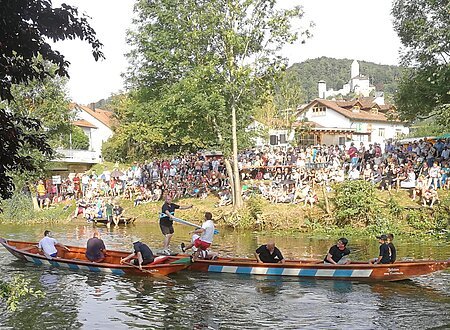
[34,137,450,216]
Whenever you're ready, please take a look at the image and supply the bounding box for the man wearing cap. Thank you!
[160,196,193,255]
[120,239,155,270]
[369,235,391,264]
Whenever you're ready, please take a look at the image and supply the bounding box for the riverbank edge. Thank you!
[1,189,449,241]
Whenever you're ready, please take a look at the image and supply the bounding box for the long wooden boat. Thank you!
[171,255,449,281]
[0,238,190,277]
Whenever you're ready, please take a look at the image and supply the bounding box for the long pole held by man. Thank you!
[160,196,193,255]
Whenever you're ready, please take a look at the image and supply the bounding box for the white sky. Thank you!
[54,0,402,105]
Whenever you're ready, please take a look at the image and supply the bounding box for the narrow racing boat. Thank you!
[0,238,190,277]
[172,255,449,281]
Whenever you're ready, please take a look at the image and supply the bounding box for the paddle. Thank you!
[160,214,219,234]
[123,261,172,281]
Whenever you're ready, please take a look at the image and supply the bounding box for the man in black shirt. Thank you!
[387,233,396,263]
[120,239,155,270]
[369,235,391,264]
[324,237,351,264]
[160,196,192,255]
[255,242,285,264]
[85,231,107,262]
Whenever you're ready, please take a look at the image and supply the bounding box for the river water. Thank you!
[0,222,449,329]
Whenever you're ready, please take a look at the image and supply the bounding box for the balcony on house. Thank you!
[52,148,102,164]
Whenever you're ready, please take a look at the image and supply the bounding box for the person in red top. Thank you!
[347,143,359,166]
[73,175,81,199]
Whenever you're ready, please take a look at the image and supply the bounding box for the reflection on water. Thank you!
[0,223,449,329]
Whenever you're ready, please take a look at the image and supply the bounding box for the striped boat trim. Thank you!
[207,265,373,278]
[24,255,126,276]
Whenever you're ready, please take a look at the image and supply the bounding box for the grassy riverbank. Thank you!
[1,187,449,240]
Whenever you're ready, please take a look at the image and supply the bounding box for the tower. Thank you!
[318,80,326,98]
[351,60,359,79]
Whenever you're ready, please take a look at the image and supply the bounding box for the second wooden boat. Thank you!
[171,255,449,281]
[0,238,190,277]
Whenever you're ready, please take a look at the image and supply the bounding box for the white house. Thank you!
[295,98,409,147]
[52,103,115,169]
[70,103,115,155]
[247,120,295,147]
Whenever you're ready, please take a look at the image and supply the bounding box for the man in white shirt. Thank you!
[38,230,70,258]
[182,212,215,261]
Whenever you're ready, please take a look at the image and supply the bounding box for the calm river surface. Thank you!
[0,222,449,329]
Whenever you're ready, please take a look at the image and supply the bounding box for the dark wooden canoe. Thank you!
[171,255,449,281]
[0,238,190,277]
[93,217,136,226]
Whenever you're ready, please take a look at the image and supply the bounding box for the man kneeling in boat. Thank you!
[255,242,285,264]
[324,238,351,265]
[181,233,219,260]
[38,230,70,259]
[85,231,107,263]
[181,212,215,262]
[120,239,155,270]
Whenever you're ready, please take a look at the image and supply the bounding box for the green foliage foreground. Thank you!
[0,276,44,312]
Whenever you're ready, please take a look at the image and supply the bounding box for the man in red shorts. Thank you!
[182,212,215,261]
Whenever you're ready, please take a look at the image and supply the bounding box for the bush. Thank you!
[333,180,377,227]
[0,192,73,224]
[0,193,35,222]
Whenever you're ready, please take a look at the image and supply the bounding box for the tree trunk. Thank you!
[224,158,235,206]
[322,184,331,215]
[231,102,243,209]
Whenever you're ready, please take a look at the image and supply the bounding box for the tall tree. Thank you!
[392,0,450,128]
[126,0,309,208]
[0,0,104,199]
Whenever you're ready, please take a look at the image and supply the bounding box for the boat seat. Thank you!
[150,256,170,265]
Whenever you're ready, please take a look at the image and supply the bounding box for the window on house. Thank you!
[395,129,402,138]
[338,137,346,145]
[378,128,385,137]
[298,134,317,147]
[269,135,278,145]
[311,106,326,117]
[279,134,287,144]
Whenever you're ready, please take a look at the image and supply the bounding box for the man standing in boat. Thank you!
[255,241,285,264]
[160,196,193,255]
[324,238,351,265]
[38,230,70,259]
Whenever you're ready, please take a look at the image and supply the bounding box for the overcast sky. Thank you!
[54,0,402,105]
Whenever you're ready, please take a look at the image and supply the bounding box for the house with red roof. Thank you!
[70,103,115,154]
[295,98,409,146]
[53,103,115,168]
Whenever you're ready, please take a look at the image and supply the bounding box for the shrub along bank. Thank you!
[1,181,449,240]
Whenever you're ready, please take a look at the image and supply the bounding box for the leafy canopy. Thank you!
[108,0,309,161]
[392,0,450,127]
[0,0,103,199]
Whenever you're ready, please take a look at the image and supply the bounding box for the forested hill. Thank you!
[287,57,402,102]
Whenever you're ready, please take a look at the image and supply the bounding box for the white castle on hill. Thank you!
[318,60,376,99]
